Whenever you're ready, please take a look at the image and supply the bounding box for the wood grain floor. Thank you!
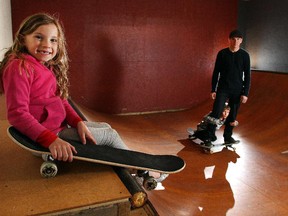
[81,71,288,215]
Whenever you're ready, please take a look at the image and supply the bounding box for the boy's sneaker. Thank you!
[224,137,239,144]
[189,135,197,140]
[203,140,212,147]
[188,128,197,140]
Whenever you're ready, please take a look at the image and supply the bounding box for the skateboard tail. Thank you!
[7,127,50,154]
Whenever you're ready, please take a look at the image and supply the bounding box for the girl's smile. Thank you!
[24,24,58,63]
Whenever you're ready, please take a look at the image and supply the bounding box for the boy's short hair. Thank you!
[224,105,231,110]
[229,29,243,38]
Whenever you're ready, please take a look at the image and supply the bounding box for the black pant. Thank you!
[210,91,241,140]
[194,125,217,142]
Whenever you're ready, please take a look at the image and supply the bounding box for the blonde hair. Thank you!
[224,105,231,111]
[0,13,70,98]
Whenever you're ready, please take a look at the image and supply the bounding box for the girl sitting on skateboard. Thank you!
[0,13,129,162]
[190,105,238,146]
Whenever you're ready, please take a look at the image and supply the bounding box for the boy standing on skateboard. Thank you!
[207,29,251,145]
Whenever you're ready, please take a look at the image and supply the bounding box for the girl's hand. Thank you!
[49,138,77,162]
[77,121,97,145]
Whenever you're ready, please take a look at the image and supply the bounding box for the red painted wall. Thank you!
[11,0,238,114]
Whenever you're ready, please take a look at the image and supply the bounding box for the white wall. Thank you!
[0,0,13,61]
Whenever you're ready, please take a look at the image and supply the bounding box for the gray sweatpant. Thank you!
[58,122,128,150]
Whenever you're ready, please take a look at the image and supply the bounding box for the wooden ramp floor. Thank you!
[0,98,156,215]
[78,71,288,216]
[1,71,288,215]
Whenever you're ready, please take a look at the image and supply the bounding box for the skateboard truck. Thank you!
[137,170,158,190]
[136,170,169,190]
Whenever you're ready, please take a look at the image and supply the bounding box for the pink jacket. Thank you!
[3,54,81,147]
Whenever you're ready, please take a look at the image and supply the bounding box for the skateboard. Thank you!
[199,141,239,154]
[187,127,239,154]
[7,126,185,190]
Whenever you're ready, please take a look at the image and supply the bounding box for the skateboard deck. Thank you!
[7,126,185,187]
[187,127,239,154]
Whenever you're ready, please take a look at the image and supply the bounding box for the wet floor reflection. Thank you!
[176,139,240,215]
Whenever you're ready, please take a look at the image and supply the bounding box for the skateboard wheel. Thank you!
[143,176,157,190]
[40,161,58,178]
[203,149,213,154]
